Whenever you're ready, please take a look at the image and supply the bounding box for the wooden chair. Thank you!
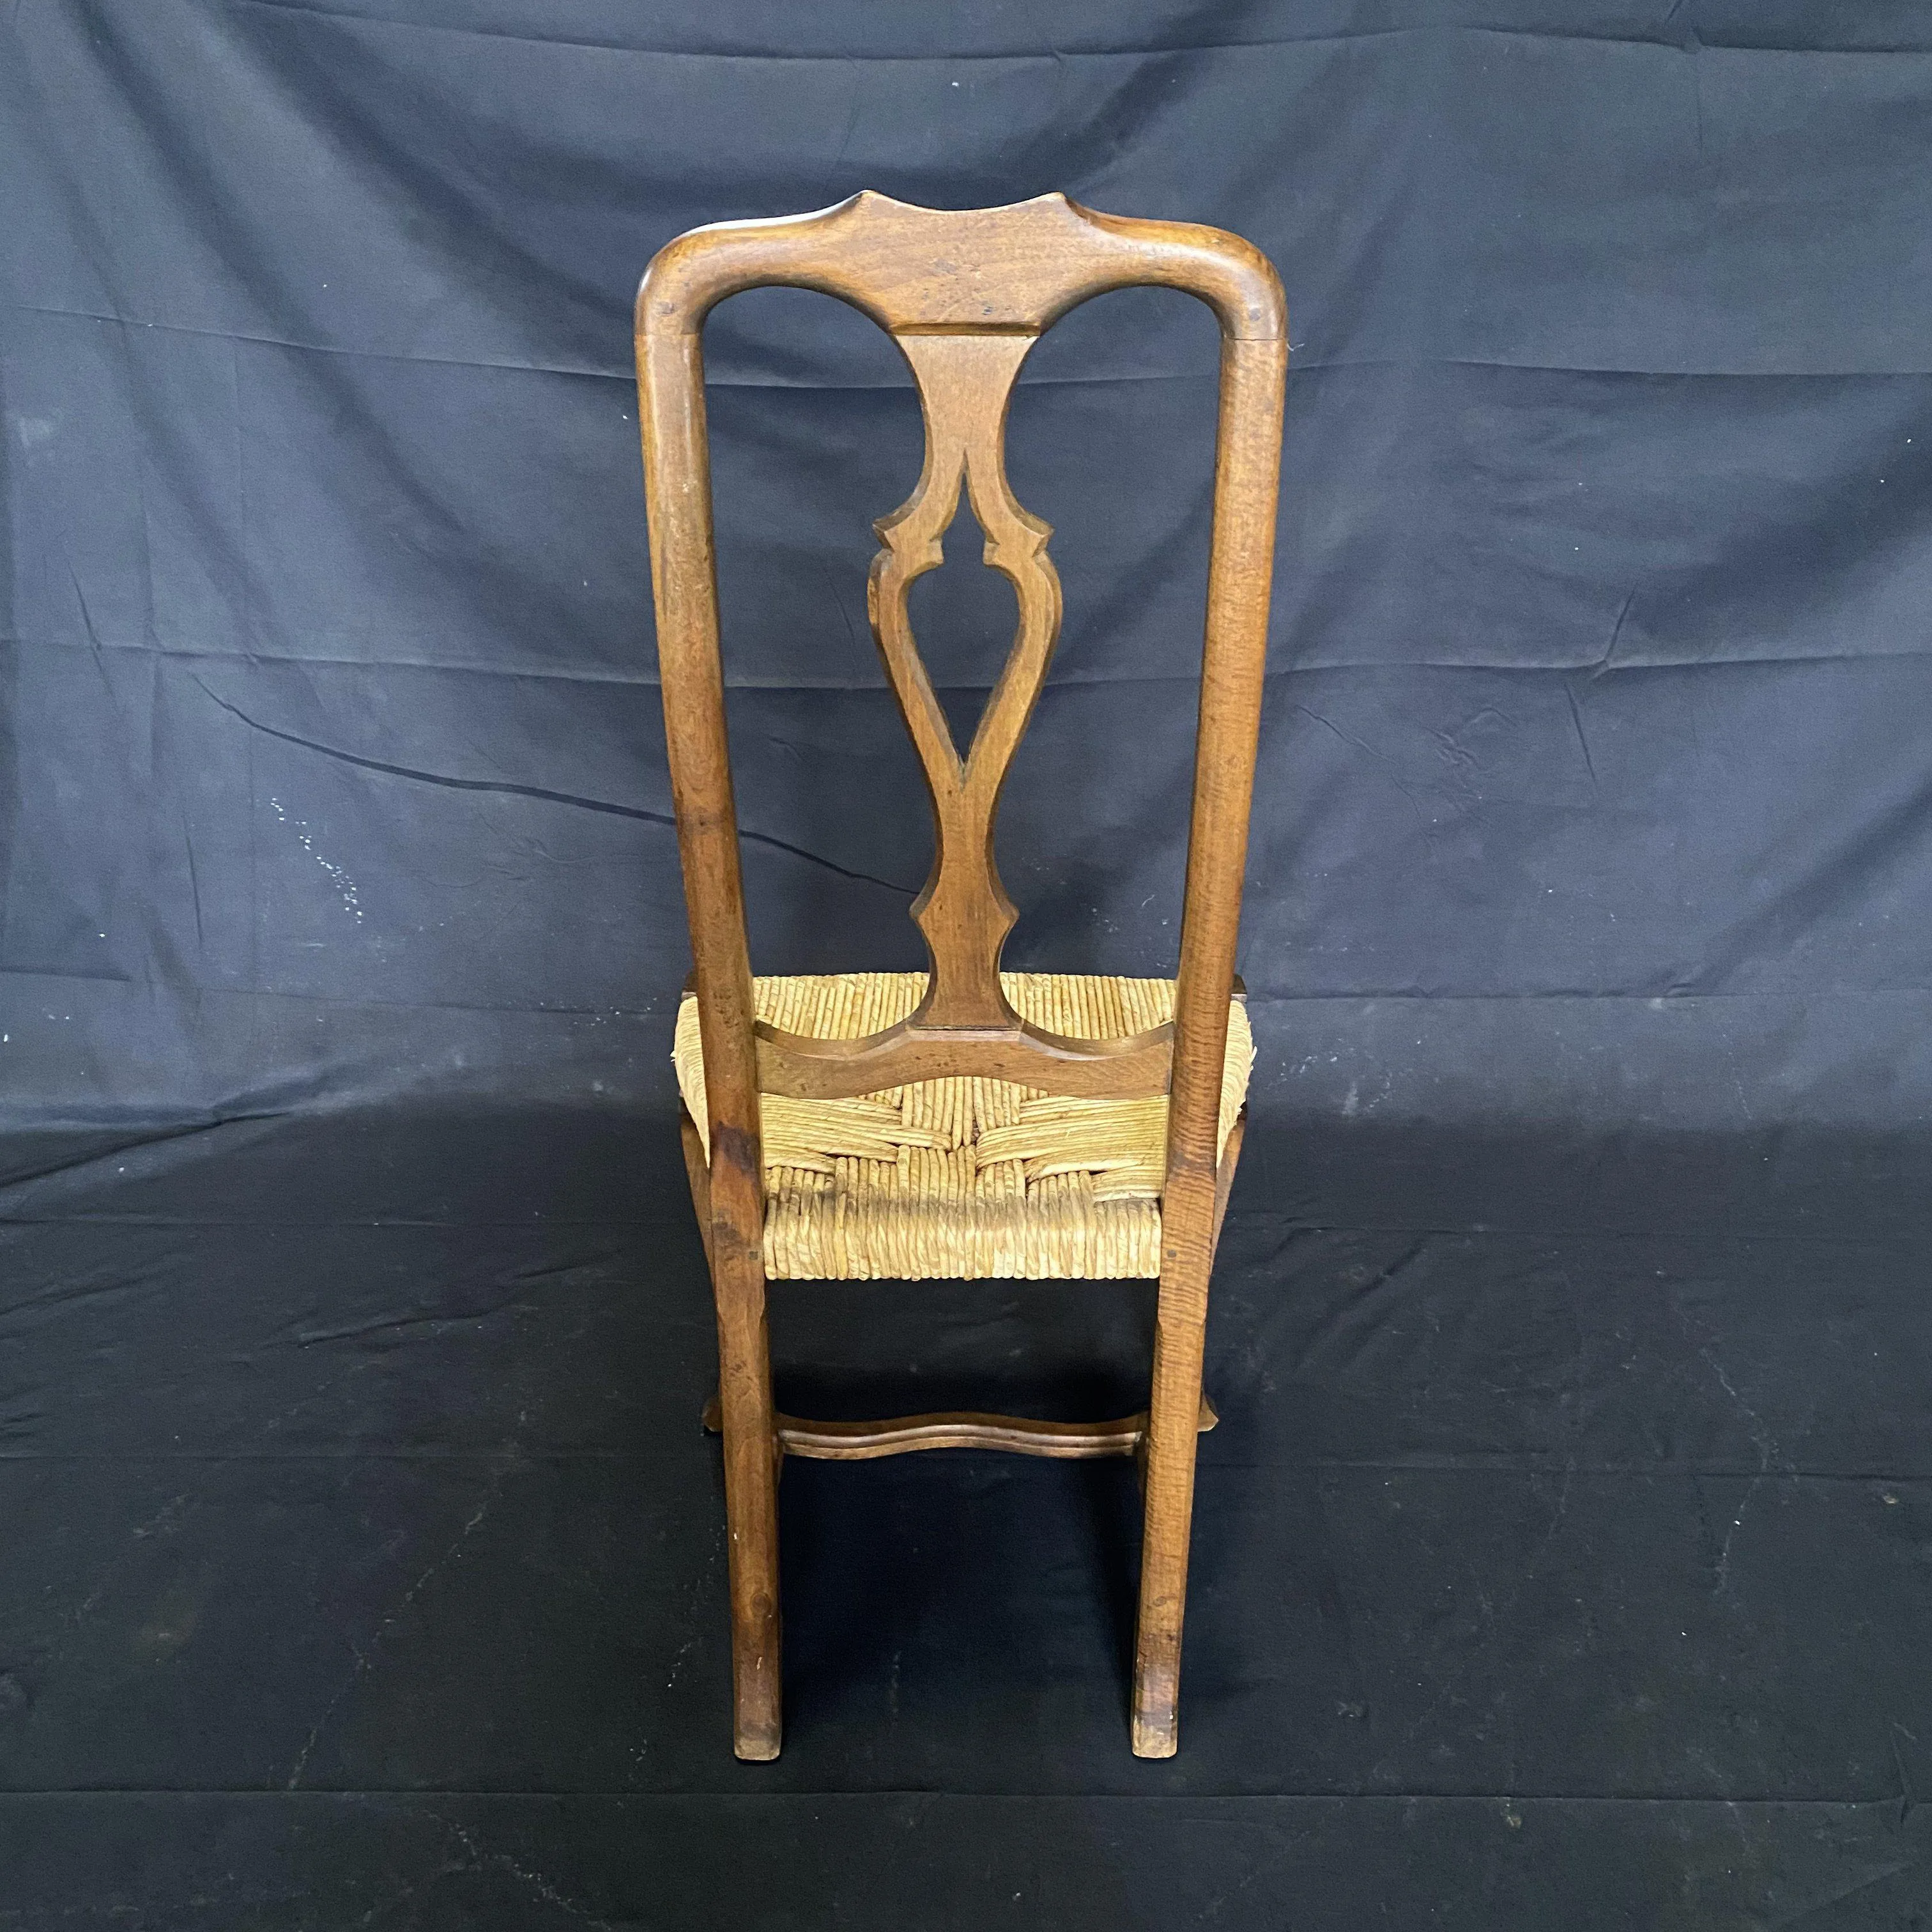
[634,191,1286,1759]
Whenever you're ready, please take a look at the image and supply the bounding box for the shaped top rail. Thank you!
[636,190,1285,344]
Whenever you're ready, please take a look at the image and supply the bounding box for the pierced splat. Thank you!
[869,330,1058,1032]
[751,325,1180,1103]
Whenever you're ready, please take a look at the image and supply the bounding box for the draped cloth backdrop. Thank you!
[5,3,1932,1925]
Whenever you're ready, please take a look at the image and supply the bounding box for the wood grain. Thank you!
[638,189,1285,1761]
[638,189,1282,342]
[870,330,1055,1032]
[753,1012,1174,1101]
[1131,335,1285,1758]
[703,1392,1219,1460]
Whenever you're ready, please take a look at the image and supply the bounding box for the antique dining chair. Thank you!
[635,191,1285,1760]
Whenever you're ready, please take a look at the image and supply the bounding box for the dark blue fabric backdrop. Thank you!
[9,0,1932,1162]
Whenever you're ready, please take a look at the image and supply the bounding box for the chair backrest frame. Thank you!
[636,190,1286,1242]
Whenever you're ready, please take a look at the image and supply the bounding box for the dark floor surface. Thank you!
[3,1104,1929,1928]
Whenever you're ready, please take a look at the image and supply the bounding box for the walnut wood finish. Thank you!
[704,1391,1219,1460]
[754,1012,1174,1101]
[638,191,1285,1761]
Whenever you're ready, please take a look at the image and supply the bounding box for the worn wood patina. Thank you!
[637,190,1285,1761]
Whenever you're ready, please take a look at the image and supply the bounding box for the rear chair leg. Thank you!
[714,1252,783,1759]
[1131,1253,1211,1757]
[682,1108,783,1759]
[1131,1111,1244,1757]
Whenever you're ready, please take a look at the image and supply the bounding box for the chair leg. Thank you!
[714,1251,783,1759]
[1130,1255,1211,1756]
[1130,1112,1245,1757]
[680,1107,783,1760]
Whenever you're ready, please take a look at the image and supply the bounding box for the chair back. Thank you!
[636,192,1285,1215]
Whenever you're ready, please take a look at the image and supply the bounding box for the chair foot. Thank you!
[1131,1708,1179,1758]
[734,1722,781,1762]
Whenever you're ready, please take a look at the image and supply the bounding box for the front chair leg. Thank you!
[1131,1111,1243,1756]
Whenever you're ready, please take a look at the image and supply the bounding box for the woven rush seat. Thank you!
[674,972,1254,1280]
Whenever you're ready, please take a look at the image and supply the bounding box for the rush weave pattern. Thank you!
[674,972,1254,1280]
